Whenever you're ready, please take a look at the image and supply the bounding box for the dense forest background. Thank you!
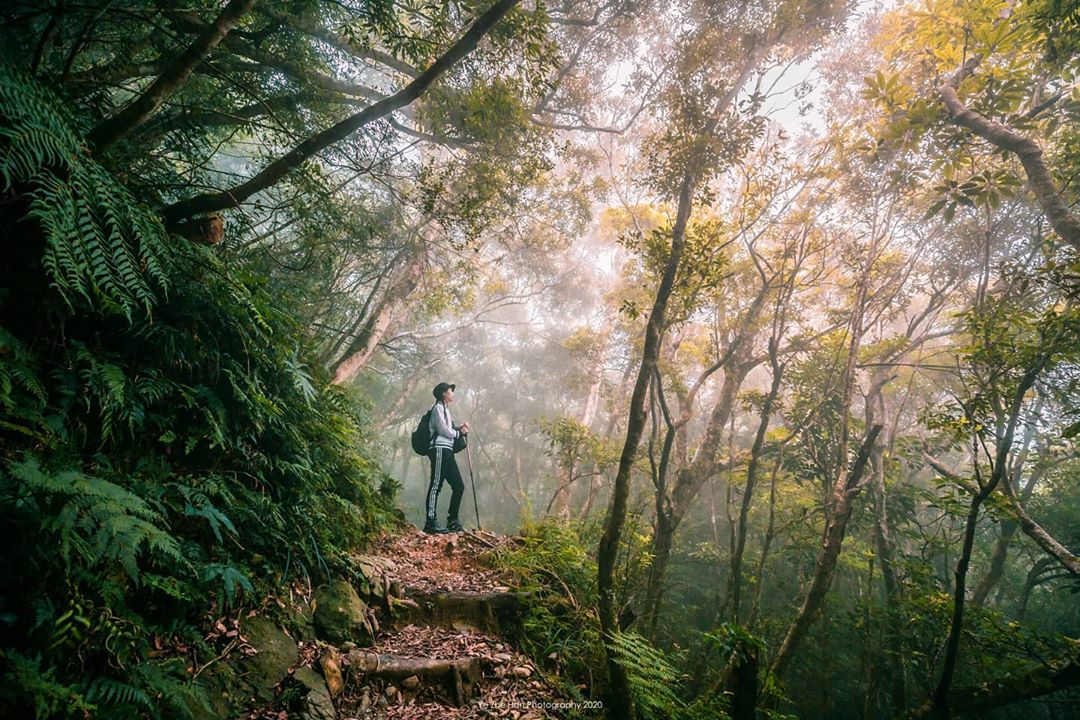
[1,0,1079,718]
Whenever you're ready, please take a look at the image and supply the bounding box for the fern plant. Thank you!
[0,328,48,440]
[0,62,170,320]
[608,630,687,720]
[0,62,399,719]
[8,459,188,582]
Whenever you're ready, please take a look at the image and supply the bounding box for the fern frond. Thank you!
[1,64,171,320]
[201,563,253,606]
[85,676,152,709]
[9,458,190,582]
[608,630,686,720]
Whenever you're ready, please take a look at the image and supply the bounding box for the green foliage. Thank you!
[0,64,170,320]
[784,331,851,487]
[538,416,618,497]
[608,630,686,720]
[703,622,767,665]
[0,652,94,720]
[493,518,697,718]
[619,214,735,325]
[9,459,186,582]
[493,519,604,685]
[0,68,399,718]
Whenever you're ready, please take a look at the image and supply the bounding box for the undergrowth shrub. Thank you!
[493,518,604,712]
[0,64,399,718]
[494,517,700,720]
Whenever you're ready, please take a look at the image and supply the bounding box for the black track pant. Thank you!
[426,446,464,524]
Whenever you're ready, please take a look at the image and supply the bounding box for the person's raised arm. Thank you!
[432,405,459,440]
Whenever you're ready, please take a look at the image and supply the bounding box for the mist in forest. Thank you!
[2,0,1079,718]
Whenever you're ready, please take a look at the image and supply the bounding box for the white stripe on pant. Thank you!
[427,447,444,520]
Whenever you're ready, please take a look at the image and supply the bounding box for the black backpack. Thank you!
[410,409,433,455]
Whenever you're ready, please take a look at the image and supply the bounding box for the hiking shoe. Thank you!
[446,519,464,532]
[423,521,449,534]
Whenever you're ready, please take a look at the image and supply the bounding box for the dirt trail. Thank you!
[322,528,570,719]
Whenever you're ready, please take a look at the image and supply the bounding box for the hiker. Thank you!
[424,382,469,534]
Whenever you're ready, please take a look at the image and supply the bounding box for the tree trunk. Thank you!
[582,374,602,429]
[907,653,1080,719]
[728,342,783,623]
[972,425,1045,604]
[866,372,907,715]
[724,639,760,720]
[331,250,425,384]
[929,361,1046,719]
[598,169,696,720]
[1002,485,1080,577]
[748,447,784,627]
[940,60,1080,253]
[642,507,674,639]
[770,424,882,681]
[401,440,414,485]
[549,454,572,519]
[641,356,750,635]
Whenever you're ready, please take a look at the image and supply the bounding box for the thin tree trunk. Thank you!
[598,169,696,720]
[163,0,521,224]
[513,435,526,511]
[642,509,674,638]
[1016,558,1054,621]
[928,361,1046,719]
[643,366,678,639]
[1001,483,1080,577]
[332,251,425,384]
[931,657,1080,719]
[930,476,988,720]
[972,413,1043,606]
[31,5,63,76]
[548,454,572,519]
[88,0,254,150]
[582,375,602,429]
[321,263,392,367]
[728,340,783,623]
[401,439,413,485]
[550,374,603,518]
[770,219,879,681]
[770,424,882,681]
[724,639,760,720]
[748,447,783,627]
[641,357,750,634]
[866,371,907,716]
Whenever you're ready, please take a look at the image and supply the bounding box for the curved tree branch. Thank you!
[163,0,522,226]
[253,7,420,78]
[908,650,1080,719]
[88,0,254,150]
[940,59,1080,253]
[1001,479,1080,576]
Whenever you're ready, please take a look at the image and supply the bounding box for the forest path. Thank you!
[289,527,564,720]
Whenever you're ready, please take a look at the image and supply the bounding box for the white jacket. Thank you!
[428,401,460,449]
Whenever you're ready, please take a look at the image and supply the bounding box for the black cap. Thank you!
[433,382,456,399]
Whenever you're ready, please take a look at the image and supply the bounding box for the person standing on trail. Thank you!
[424,382,469,534]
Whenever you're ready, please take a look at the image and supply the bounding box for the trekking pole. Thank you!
[465,437,481,530]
